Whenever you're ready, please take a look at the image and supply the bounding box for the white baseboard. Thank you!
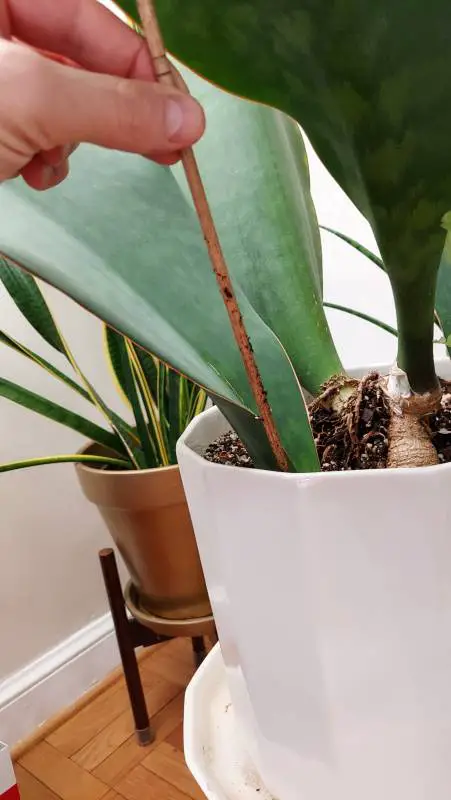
[0,613,120,747]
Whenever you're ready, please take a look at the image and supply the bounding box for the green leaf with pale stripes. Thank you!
[104,325,134,408]
[0,257,65,353]
[0,328,140,446]
[134,346,159,404]
[0,260,139,458]
[104,328,158,468]
[0,377,124,453]
[165,367,183,461]
[0,329,90,400]
[0,454,132,473]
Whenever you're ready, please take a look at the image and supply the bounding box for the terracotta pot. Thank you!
[75,442,211,620]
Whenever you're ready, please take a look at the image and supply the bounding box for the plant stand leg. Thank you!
[99,548,154,746]
[191,636,207,668]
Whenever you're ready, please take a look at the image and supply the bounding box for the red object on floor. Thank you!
[2,786,20,800]
[0,743,19,800]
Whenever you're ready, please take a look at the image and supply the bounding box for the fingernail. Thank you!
[165,96,205,144]
[40,162,69,189]
[54,161,69,181]
[61,144,73,159]
[53,145,75,169]
[41,165,55,187]
[165,98,183,139]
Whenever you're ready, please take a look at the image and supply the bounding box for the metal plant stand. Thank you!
[99,547,216,745]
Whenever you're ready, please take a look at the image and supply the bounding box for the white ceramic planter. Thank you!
[184,643,273,799]
[177,360,451,800]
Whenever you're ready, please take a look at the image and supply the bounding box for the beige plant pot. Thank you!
[75,442,211,621]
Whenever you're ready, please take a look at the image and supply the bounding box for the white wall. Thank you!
[310,142,397,368]
[0,287,129,681]
[0,0,131,690]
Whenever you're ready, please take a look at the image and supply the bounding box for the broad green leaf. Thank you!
[0,377,123,453]
[0,146,319,471]
[0,454,132,473]
[123,0,450,394]
[0,256,65,352]
[173,67,341,393]
[324,302,397,337]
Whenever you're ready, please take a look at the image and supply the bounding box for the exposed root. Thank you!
[383,364,441,468]
[309,373,389,470]
[311,369,443,471]
[386,411,439,468]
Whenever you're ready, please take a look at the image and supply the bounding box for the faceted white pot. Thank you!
[177,360,451,800]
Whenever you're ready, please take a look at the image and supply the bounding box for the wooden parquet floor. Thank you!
[14,639,206,799]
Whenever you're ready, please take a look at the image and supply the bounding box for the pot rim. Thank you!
[178,406,451,481]
[178,353,451,483]
[75,441,180,478]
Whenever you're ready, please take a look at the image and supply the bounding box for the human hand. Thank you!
[0,0,205,190]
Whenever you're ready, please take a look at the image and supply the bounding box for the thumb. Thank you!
[37,57,205,156]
